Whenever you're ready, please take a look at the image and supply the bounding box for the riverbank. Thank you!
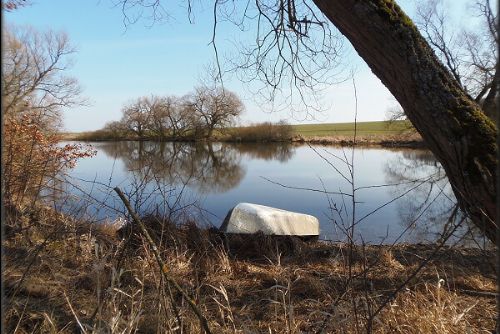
[62,121,425,148]
[291,133,424,148]
[4,202,495,333]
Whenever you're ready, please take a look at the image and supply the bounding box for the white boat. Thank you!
[220,203,319,237]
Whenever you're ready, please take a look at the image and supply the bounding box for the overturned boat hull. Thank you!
[220,203,319,237]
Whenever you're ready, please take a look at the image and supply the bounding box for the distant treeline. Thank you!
[76,86,294,142]
[77,121,295,142]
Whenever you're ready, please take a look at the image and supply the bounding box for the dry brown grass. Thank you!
[3,203,496,333]
[376,283,491,333]
[227,121,295,142]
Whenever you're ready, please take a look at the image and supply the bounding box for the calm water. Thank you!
[62,141,475,244]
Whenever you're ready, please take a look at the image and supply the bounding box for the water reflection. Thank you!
[231,142,295,162]
[98,141,295,194]
[66,142,486,244]
[383,150,482,244]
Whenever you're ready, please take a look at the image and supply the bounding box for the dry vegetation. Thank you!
[3,202,496,333]
[3,116,96,205]
[227,121,295,142]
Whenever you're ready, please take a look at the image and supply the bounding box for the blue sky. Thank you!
[4,0,472,132]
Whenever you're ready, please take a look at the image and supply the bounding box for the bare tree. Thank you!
[2,24,92,205]
[304,0,496,243]
[111,90,244,140]
[2,25,83,131]
[146,95,170,139]
[173,97,198,139]
[149,95,195,139]
[120,96,154,138]
[189,87,244,139]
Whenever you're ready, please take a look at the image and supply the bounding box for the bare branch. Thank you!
[2,25,84,131]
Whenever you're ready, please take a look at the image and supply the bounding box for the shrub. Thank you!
[3,114,95,206]
[229,120,294,142]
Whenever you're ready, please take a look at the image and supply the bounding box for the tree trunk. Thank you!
[207,126,214,140]
[481,68,498,120]
[312,0,497,242]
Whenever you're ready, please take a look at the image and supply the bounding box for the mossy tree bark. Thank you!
[312,0,497,242]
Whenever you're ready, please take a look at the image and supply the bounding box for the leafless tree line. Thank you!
[104,86,244,140]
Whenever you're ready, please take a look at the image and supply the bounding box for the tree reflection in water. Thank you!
[229,143,295,162]
[384,149,486,245]
[99,141,295,194]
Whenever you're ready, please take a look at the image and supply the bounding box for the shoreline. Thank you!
[61,133,426,149]
[290,134,425,148]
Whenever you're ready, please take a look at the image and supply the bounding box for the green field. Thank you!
[291,120,413,137]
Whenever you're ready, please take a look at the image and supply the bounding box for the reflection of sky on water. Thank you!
[64,141,482,245]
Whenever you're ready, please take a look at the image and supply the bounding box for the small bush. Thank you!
[228,120,295,142]
[74,129,125,141]
[3,114,95,206]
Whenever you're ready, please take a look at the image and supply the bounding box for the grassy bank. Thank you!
[292,120,414,137]
[4,202,495,333]
[291,120,423,147]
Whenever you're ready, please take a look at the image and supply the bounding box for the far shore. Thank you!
[60,133,425,148]
[60,120,425,148]
[290,133,424,148]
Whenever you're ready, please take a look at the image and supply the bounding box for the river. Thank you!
[61,141,482,245]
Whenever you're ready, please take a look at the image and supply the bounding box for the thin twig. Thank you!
[114,187,212,334]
